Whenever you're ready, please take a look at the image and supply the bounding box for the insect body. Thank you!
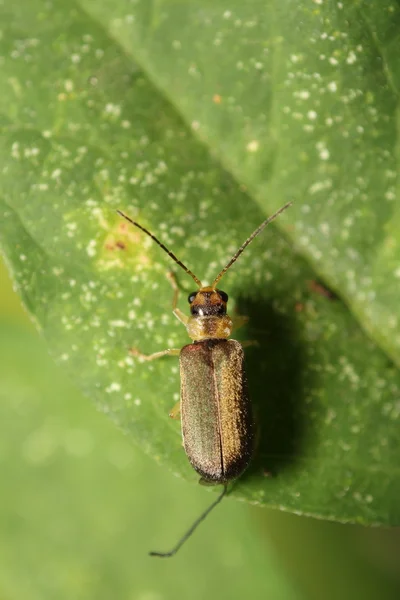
[117,202,292,556]
[181,320,252,484]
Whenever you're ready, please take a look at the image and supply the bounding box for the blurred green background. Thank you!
[1,256,399,600]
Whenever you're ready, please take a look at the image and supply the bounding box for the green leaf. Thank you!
[1,0,399,526]
[81,0,400,367]
[0,321,303,600]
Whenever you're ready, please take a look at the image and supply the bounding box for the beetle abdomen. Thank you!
[180,339,254,483]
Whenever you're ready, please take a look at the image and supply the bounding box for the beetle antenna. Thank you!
[149,485,228,558]
[211,201,293,288]
[117,210,203,288]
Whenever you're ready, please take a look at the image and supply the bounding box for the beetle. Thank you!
[117,202,292,556]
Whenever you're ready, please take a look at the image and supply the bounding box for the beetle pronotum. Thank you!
[117,202,292,557]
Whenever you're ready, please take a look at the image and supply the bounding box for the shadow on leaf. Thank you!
[235,295,311,481]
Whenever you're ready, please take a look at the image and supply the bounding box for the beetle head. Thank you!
[188,287,228,316]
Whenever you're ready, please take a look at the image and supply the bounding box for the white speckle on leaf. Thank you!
[325,409,336,424]
[104,103,121,117]
[347,51,357,64]
[316,141,330,160]
[309,179,332,194]
[66,222,77,238]
[385,189,396,201]
[319,223,330,236]
[11,142,20,159]
[246,140,259,152]
[64,79,74,92]
[296,90,310,100]
[24,146,40,157]
[109,320,128,328]
[86,239,97,257]
[35,181,49,192]
[319,148,330,160]
[106,382,121,393]
[339,440,351,451]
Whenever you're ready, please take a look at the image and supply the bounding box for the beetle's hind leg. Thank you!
[129,347,180,361]
[168,400,181,420]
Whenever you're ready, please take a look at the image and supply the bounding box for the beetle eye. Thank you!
[188,292,197,303]
[218,290,229,303]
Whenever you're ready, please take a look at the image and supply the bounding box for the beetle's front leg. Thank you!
[129,347,180,361]
[166,271,189,325]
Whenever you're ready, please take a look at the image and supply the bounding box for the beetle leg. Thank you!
[168,400,181,420]
[166,270,189,325]
[173,308,189,325]
[129,347,180,361]
[241,340,259,349]
[231,315,249,331]
[232,316,258,347]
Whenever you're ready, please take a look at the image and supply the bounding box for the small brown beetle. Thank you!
[117,202,292,556]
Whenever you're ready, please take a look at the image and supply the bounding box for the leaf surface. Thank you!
[1,0,399,525]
